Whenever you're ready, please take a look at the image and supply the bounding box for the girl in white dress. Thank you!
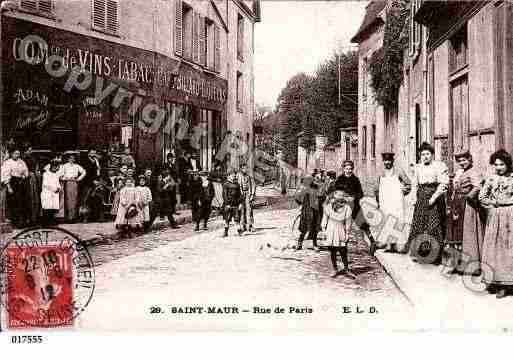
[322,189,354,278]
[114,177,143,237]
[137,175,152,230]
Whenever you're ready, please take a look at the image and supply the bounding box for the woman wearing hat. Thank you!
[61,152,86,222]
[451,150,485,274]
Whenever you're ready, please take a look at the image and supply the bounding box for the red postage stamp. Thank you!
[1,227,95,329]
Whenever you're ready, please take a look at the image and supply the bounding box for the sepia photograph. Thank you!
[0,0,512,341]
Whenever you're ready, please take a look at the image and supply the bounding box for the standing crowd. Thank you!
[0,142,258,239]
[295,143,513,299]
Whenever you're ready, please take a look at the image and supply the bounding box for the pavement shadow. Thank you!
[349,265,374,276]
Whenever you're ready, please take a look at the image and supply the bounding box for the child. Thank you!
[137,175,153,231]
[191,170,215,231]
[321,189,354,278]
[222,168,243,237]
[114,177,143,238]
[160,170,180,229]
[110,177,125,220]
[295,176,321,250]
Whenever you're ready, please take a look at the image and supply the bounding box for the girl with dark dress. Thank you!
[407,142,449,264]
[295,176,321,250]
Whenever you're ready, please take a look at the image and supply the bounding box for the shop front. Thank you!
[1,15,227,172]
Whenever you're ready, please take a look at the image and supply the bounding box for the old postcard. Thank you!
[0,0,513,339]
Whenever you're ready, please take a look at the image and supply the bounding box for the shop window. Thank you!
[237,13,244,61]
[362,126,367,159]
[92,0,120,35]
[236,71,244,112]
[449,25,468,74]
[19,0,54,16]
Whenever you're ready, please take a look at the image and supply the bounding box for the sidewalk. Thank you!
[5,184,285,245]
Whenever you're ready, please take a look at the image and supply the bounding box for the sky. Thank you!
[254,1,368,108]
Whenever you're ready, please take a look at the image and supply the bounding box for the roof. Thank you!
[351,1,386,43]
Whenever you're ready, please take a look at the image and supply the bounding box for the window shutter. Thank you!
[38,0,53,13]
[192,11,200,63]
[174,0,183,56]
[239,17,244,60]
[214,24,220,72]
[199,17,206,67]
[92,0,106,30]
[106,0,119,34]
[20,0,38,12]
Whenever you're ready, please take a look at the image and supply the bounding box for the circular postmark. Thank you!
[0,227,95,329]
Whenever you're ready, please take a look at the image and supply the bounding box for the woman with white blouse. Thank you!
[41,161,62,226]
[60,153,86,222]
[0,148,29,227]
[407,142,449,264]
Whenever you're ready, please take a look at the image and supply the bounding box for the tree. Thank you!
[276,51,358,165]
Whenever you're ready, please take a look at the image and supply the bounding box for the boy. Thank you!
[222,169,243,237]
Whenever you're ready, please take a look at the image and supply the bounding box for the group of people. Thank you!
[296,143,513,300]
[0,141,259,240]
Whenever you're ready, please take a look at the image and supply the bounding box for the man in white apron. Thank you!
[374,152,412,253]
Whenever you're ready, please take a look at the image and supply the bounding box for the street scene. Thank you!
[1,0,513,334]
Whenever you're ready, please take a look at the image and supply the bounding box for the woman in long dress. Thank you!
[60,153,86,222]
[1,148,29,228]
[479,149,513,299]
[451,150,485,274]
[41,161,62,226]
[407,142,449,264]
[322,189,354,278]
[114,177,143,237]
[110,177,125,219]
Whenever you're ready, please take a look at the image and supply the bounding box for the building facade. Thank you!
[352,0,513,195]
[0,0,260,171]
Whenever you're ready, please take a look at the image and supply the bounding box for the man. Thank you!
[143,168,158,232]
[222,168,243,237]
[190,170,215,231]
[236,163,256,233]
[374,152,411,253]
[330,160,378,256]
[82,149,101,201]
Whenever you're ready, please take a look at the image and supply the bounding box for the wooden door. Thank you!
[450,76,469,155]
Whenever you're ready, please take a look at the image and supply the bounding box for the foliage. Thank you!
[277,51,358,166]
[369,0,410,108]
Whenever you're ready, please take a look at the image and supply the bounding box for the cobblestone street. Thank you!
[75,200,414,332]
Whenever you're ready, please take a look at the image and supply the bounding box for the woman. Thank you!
[407,142,449,264]
[322,189,354,278]
[61,153,86,223]
[44,152,64,221]
[41,161,62,226]
[114,177,144,237]
[451,151,485,274]
[479,149,513,299]
[0,145,8,224]
[110,177,125,220]
[1,148,29,228]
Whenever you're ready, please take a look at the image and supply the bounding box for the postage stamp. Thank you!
[0,227,95,329]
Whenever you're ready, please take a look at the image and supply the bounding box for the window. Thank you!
[362,57,368,99]
[214,24,221,72]
[449,25,468,74]
[205,18,215,69]
[409,0,422,57]
[182,3,193,60]
[92,0,120,35]
[19,0,54,16]
[237,13,244,61]
[362,126,367,159]
[236,71,243,112]
[371,124,376,159]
